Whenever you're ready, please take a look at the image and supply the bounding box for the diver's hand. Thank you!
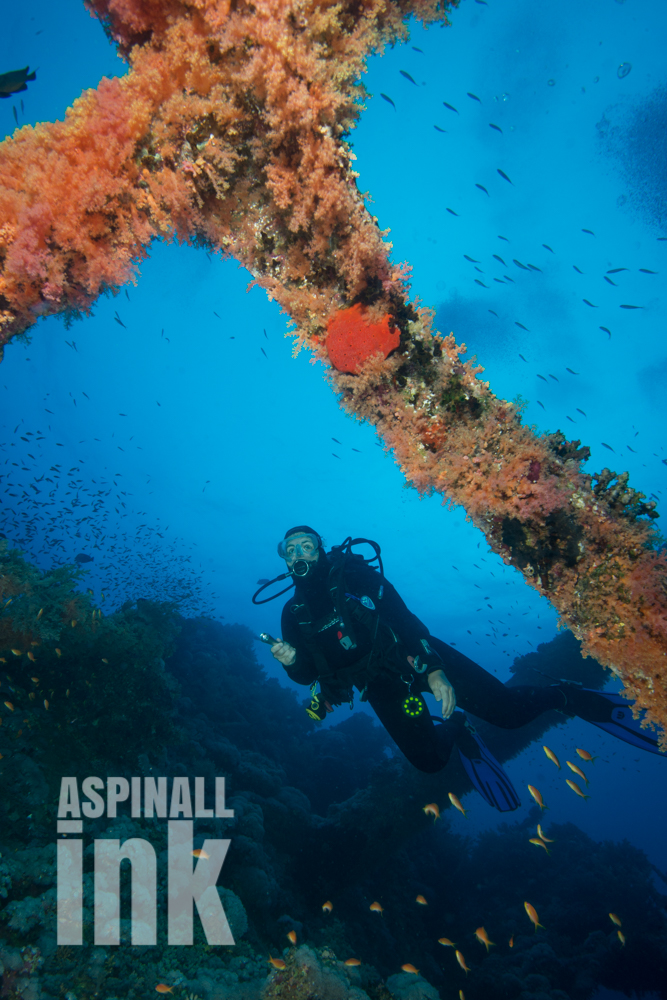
[426,668,456,719]
[270,640,296,667]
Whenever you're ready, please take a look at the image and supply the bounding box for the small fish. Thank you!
[543,746,561,769]
[11,649,22,657]
[322,901,333,912]
[489,123,502,132]
[459,993,465,1000]
[455,951,470,974]
[583,299,597,307]
[434,126,447,133]
[566,779,590,800]
[524,902,544,931]
[576,748,597,763]
[345,958,361,966]
[573,265,584,274]
[509,934,514,948]
[549,374,559,382]
[474,279,488,287]
[542,244,554,253]
[415,894,428,905]
[601,442,615,452]
[370,901,384,914]
[498,235,509,242]
[528,785,547,810]
[604,276,617,286]
[31,677,39,684]
[443,102,459,113]
[620,304,642,309]
[287,930,297,944]
[464,255,480,262]
[627,445,637,453]
[401,964,419,974]
[529,838,551,855]
[576,408,587,416]
[380,93,396,110]
[489,309,498,316]
[497,169,512,184]
[513,260,529,270]
[423,802,440,821]
[75,553,94,563]
[332,437,341,444]
[447,208,459,216]
[467,92,481,103]
[448,792,467,817]
[268,957,286,969]
[639,269,658,274]
[0,66,36,98]
[4,701,14,711]
[261,347,267,358]
[438,938,456,948]
[582,229,595,235]
[609,913,622,927]
[155,987,174,995]
[44,699,49,710]
[412,47,424,53]
[515,322,529,331]
[617,930,626,946]
[537,401,545,409]
[27,652,36,663]
[527,263,542,272]
[600,326,611,338]
[114,315,126,329]
[537,374,548,382]
[519,354,527,362]
[566,760,588,784]
[475,927,495,951]
[55,648,62,658]
[475,184,489,195]
[566,368,580,375]
[537,824,554,843]
[493,255,506,265]
[400,70,417,85]
[192,848,210,859]
[101,658,109,664]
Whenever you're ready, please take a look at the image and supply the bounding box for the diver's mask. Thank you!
[277,532,321,578]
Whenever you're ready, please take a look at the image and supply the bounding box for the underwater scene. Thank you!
[1,0,666,999]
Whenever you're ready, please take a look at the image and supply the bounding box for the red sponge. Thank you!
[326,303,400,374]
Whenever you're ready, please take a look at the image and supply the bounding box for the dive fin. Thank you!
[580,689,666,755]
[434,713,521,812]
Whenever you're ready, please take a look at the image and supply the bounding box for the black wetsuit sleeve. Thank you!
[279,603,319,686]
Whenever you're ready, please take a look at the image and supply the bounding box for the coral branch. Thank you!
[0,0,666,739]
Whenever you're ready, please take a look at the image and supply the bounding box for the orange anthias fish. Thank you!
[192,849,210,859]
[542,746,561,769]
[459,992,465,1000]
[474,927,495,952]
[448,792,467,817]
[537,824,554,843]
[455,951,470,974]
[27,652,36,662]
[524,902,544,931]
[269,956,286,969]
[527,785,547,810]
[287,930,297,945]
[566,779,590,801]
[415,895,428,905]
[508,934,514,948]
[423,802,440,821]
[576,748,597,763]
[617,930,626,946]
[609,913,622,927]
[322,901,333,913]
[401,964,419,974]
[566,760,589,785]
[370,902,384,914]
[345,958,361,966]
[155,987,173,995]
[529,837,551,855]
[438,938,456,948]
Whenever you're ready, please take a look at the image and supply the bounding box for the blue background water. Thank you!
[1,0,666,909]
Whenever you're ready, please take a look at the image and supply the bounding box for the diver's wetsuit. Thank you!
[280,555,563,773]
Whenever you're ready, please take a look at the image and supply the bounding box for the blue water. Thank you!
[1,0,666,992]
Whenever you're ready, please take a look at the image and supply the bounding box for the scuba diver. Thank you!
[255,527,664,812]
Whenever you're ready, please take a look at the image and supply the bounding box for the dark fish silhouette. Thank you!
[519,354,527,362]
[620,304,642,309]
[447,208,459,216]
[332,453,341,459]
[464,255,480,262]
[537,401,545,409]
[600,326,611,337]
[513,259,529,270]
[607,268,628,273]
[400,70,417,85]
[434,126,447,132]
[527,264,542,272]
[537,374,548,382]
[489,309,498,316]
[639,269,658,274]
[566,368,580,375]
[504,274,515,282]
[412,47,424,53]
[475,184,489,195]
[380,93,396,110]
[573,265,584,274]
[264,328,268,338]
[494,278,505,284]
[601,443,615,452]
[0,66,36,98]
[261,347,267,357]
[576,408,587,416]
[542,244,554,253]
[549,374,559,382]
[75,553,94,563]
[497,168,512,184]
[498,235,509,242]
[583,299,597,307]
[567,416,575,423]
[515,322,529,331]
[489,123,502,132]
[493,254,506,265]
[475,279,488,287]
[468,92,482,103]
[627,446,637,453]
[604,276,617,285]
[443,102,458,113]
[332,437,341,444]
[352,448,361,452]
[582,229,595,235]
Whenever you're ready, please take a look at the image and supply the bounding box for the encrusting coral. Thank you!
[0,0,666,737]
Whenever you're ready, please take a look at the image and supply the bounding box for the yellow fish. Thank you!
[566,760,588,785]
[575,748,597,763]
[401,964,419,974]
[537,824,554,843]
[508,934,514,948]
[527,785,547,810]
[4,701,14,711]
[459,993,465,1000]
[155,987,173,995]
[287,930,297,944]
[617,930,625,946]
[27,652,36,662]
[542,746,561,769]
[423,802,440,821]
[455,951,470,974]
[565,779,590,801]
[438,938,456,948]
[448,792,467,817]
[524,901,544,931]
[37,608,44,618]
[102,658,109,664]
[268,956,286,969]
[322,901,333,913]
[370,902,384,914]
[344,958,361,966]
[609,913,622,927]
[11,649,22,656]
[415,895,428,905]
[31,677,39,684]
[474,927,495,952]
[55,648,62,657]
[529,838,551,855]
[44,699,49,710]
[71,620,77,627]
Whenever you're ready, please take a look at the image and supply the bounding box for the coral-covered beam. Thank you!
[0,0,665,739]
